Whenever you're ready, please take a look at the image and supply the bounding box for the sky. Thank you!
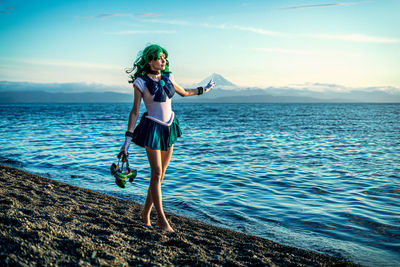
[1,0,399,90]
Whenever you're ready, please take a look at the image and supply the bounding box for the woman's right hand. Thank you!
[119,131,133,159]
[204,79,216,92]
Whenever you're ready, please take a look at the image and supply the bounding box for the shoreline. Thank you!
[0,165,358,266]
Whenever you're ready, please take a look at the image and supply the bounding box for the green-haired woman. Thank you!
[121,44,215,232]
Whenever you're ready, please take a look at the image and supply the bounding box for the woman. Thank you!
[121,44,215,232]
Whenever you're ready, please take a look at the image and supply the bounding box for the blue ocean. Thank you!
[1,102,399,266]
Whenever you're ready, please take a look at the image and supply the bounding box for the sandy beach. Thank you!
[0,165,357,266]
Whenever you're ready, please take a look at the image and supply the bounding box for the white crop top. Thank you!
[133,74,175,126]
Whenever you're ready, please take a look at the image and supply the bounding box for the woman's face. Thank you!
[148,53,166,72]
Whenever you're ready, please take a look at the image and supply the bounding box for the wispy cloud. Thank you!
[1,57,121,70]
[286,82,400,93]
[232,25,283,36]
[136,13,161,17]
[310,33,399,43]
[0,6,15,14]
[256,47,320,56]
[96,13,132,19]
[256,47,361,57]
[76,13,161,20]
[110,30,176,35]
[282,2,364,10]
[98,13,162,18]
[139,18,191,25]
[78,11,398,44]
[201,23,282,36]
[201,21,398,44]
[287,82,350,92]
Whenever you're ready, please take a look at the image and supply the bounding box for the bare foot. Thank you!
[157,218,175,232]
[140,212,151,227]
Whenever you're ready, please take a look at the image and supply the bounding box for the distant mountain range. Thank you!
[0,90,132,103]
[1,75,400,103]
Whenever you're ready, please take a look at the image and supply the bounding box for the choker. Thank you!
[148,70,160,75]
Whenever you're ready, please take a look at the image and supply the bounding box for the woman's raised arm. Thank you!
[173,79,215,97]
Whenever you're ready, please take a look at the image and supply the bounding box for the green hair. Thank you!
[126,44,171,82]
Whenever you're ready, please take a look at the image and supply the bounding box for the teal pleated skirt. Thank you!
[132,112,182,151]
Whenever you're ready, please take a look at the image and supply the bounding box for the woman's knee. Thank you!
[151,167,163,181]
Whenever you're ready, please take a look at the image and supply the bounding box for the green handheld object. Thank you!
[110,153,137,188]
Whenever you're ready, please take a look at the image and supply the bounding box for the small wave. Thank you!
[310,186,329,195]
[0,157,23,167]
[173,200,196,213]
[223,209,251,223]
[70,174,85,179]
[255,215,282,225]
[93,118,120,121]
[341,212,400,239]
[198,210,223,224]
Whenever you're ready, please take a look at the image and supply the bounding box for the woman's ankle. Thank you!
[140,211,151,225]
[157,217,174,232]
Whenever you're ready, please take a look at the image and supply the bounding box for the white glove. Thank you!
[120,136,131,158]
[204,79,216,92]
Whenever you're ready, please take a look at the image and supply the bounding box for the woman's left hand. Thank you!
[204,79,216,92]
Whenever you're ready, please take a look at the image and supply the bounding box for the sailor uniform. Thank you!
[131,73,182,151]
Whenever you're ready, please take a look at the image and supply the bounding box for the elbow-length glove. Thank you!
[119,131,133,158]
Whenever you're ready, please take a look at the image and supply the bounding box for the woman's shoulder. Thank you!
[165,72,175,83]
[133,77,146,92]
[134,76,146,82]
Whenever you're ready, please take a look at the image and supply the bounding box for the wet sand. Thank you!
[0,165,358,266]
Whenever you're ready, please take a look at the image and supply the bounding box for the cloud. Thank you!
[0,6,15,14]
[287,82,350,92]
[201,23,282,36]
[203,22,396,44]
[140,18,191,25]
[96,13,162,18]
[286,82,400,94]
[310,33,399,43]
[1,57,121,70]
[203,22,398,44]
[96,13,132,19]
[256,47,319,56]
[75,13,161,20]
[89,12,397,45]
[110,30,176,35]
[136,13,161,17]
[282,2,364,10]
[255,47,362,58]
[232,25,282,36]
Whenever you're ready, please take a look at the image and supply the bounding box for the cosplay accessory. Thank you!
[197,87,204,95]
[110,152,137,188]
[125,131,134,138]
[204,79,216,92]
[141,73,175,102]
[120,132,132,156]
[148,70,160,75]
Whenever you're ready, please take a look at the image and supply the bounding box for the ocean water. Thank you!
[0,102,399,266]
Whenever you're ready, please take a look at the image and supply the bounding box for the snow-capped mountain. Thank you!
[192,73,238,89]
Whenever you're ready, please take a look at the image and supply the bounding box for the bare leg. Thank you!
[141,146,174,232]
[141,146,174,226]
[140,187,153,226]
